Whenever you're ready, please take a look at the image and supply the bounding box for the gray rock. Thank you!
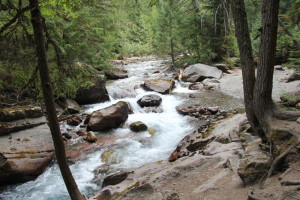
[142,79,175,94]
[214,63,231,74]
[130,121,148,132]
[143,107,163,113]
[137,95,162,107]
[296,102,300,109]
[188,82,204,90]
[75,79,109,105]
[57,98,81,114]
[274,65,284,70]
[286,71,300,82]
[88,101,129,131]
[182,64,222,82]
[297,117,300,124]
[0,124,54,186]
[105,69,128,80]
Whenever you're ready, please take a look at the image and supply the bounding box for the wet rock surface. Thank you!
[88,101,129,131]
[142,79,175,94]
[130,121,148,132]
[137,94,162,107]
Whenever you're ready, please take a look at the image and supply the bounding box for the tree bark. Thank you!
[28,0,85,199]
[229,0,265,141]
[253,0,280,134]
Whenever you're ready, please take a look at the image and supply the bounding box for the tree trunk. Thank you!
[29,0,85,200]
[169,0,175,66]
[253,0,280,134]
[229,0,266,141]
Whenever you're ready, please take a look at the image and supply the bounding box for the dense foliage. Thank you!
[0,0,299,104]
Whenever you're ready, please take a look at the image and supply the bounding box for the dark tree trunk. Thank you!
[29,0,85,199]
[229,0,265,141]
[253,0,280,134]
[169,0,175,66]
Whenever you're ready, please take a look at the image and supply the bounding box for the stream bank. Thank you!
[0,56,299,199]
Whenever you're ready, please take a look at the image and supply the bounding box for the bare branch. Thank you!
[0,5,31,35]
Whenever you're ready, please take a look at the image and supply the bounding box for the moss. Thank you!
[269,130,293,146]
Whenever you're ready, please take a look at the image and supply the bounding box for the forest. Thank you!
[0,0,299,104]
[1,0,300,200]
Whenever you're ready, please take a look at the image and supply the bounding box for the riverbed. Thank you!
[0,57,244,200]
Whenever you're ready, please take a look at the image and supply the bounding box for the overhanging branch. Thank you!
[0,5,31,35]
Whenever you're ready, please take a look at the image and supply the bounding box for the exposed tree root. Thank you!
[273,108,300,121]
[281,181,300,186]
[267,144,296,178]
[247,190,263,200]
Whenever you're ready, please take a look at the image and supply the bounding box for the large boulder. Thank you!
[75,79,109,105]
[0,106,43,122]
[286,71,300,82]
[0,124,54,186]
[182,64,222,82]
[105,69,128,80]
[88,101,129,131]
[142,79,175,94]
[57,98,81,114]
[137,95,162,107]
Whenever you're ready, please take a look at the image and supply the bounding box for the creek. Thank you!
[0,57,244,200]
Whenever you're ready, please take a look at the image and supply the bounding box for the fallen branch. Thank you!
[155,66,171,77]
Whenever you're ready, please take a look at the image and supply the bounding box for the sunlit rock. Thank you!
[105,69,128,80]
[85,131,97,143]
[88,101,129,131]
[182,63,222,82]
[142,79,175,94]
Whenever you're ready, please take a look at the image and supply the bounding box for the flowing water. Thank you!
[0,57,244,200]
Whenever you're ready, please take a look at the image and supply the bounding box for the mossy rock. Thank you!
[280,91,300,107]
[130,121,148,132]
[148,128,156,136]
[0,106,43,122]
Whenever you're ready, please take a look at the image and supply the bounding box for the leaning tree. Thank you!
[230,0,300,169]
[29,0,86,199]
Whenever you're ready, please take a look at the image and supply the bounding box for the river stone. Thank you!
[142,79,175,94]
[101,150,117,164]
[182,64,222,82]
[88,101,129,131]
[286,71,300,82]
[86,131,97,143]
[105,69,128,80]
[0,106,43,122]
[188,82,204,90]
[75,78,109,105]
[297,117,300,124]
[137,95,162,107]
[143,107,163,113]
[130,121,148,132]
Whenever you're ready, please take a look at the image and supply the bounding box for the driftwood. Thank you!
[281,181,300,186]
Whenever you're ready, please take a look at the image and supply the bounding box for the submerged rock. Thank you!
[88,101,129,131]
[188,82,204,90]
[142,79,175,94]
[130,121,148,132]
[137,94,162,107]
[182,63,222,82]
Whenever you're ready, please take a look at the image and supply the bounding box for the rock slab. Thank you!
[182,63,222,82]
